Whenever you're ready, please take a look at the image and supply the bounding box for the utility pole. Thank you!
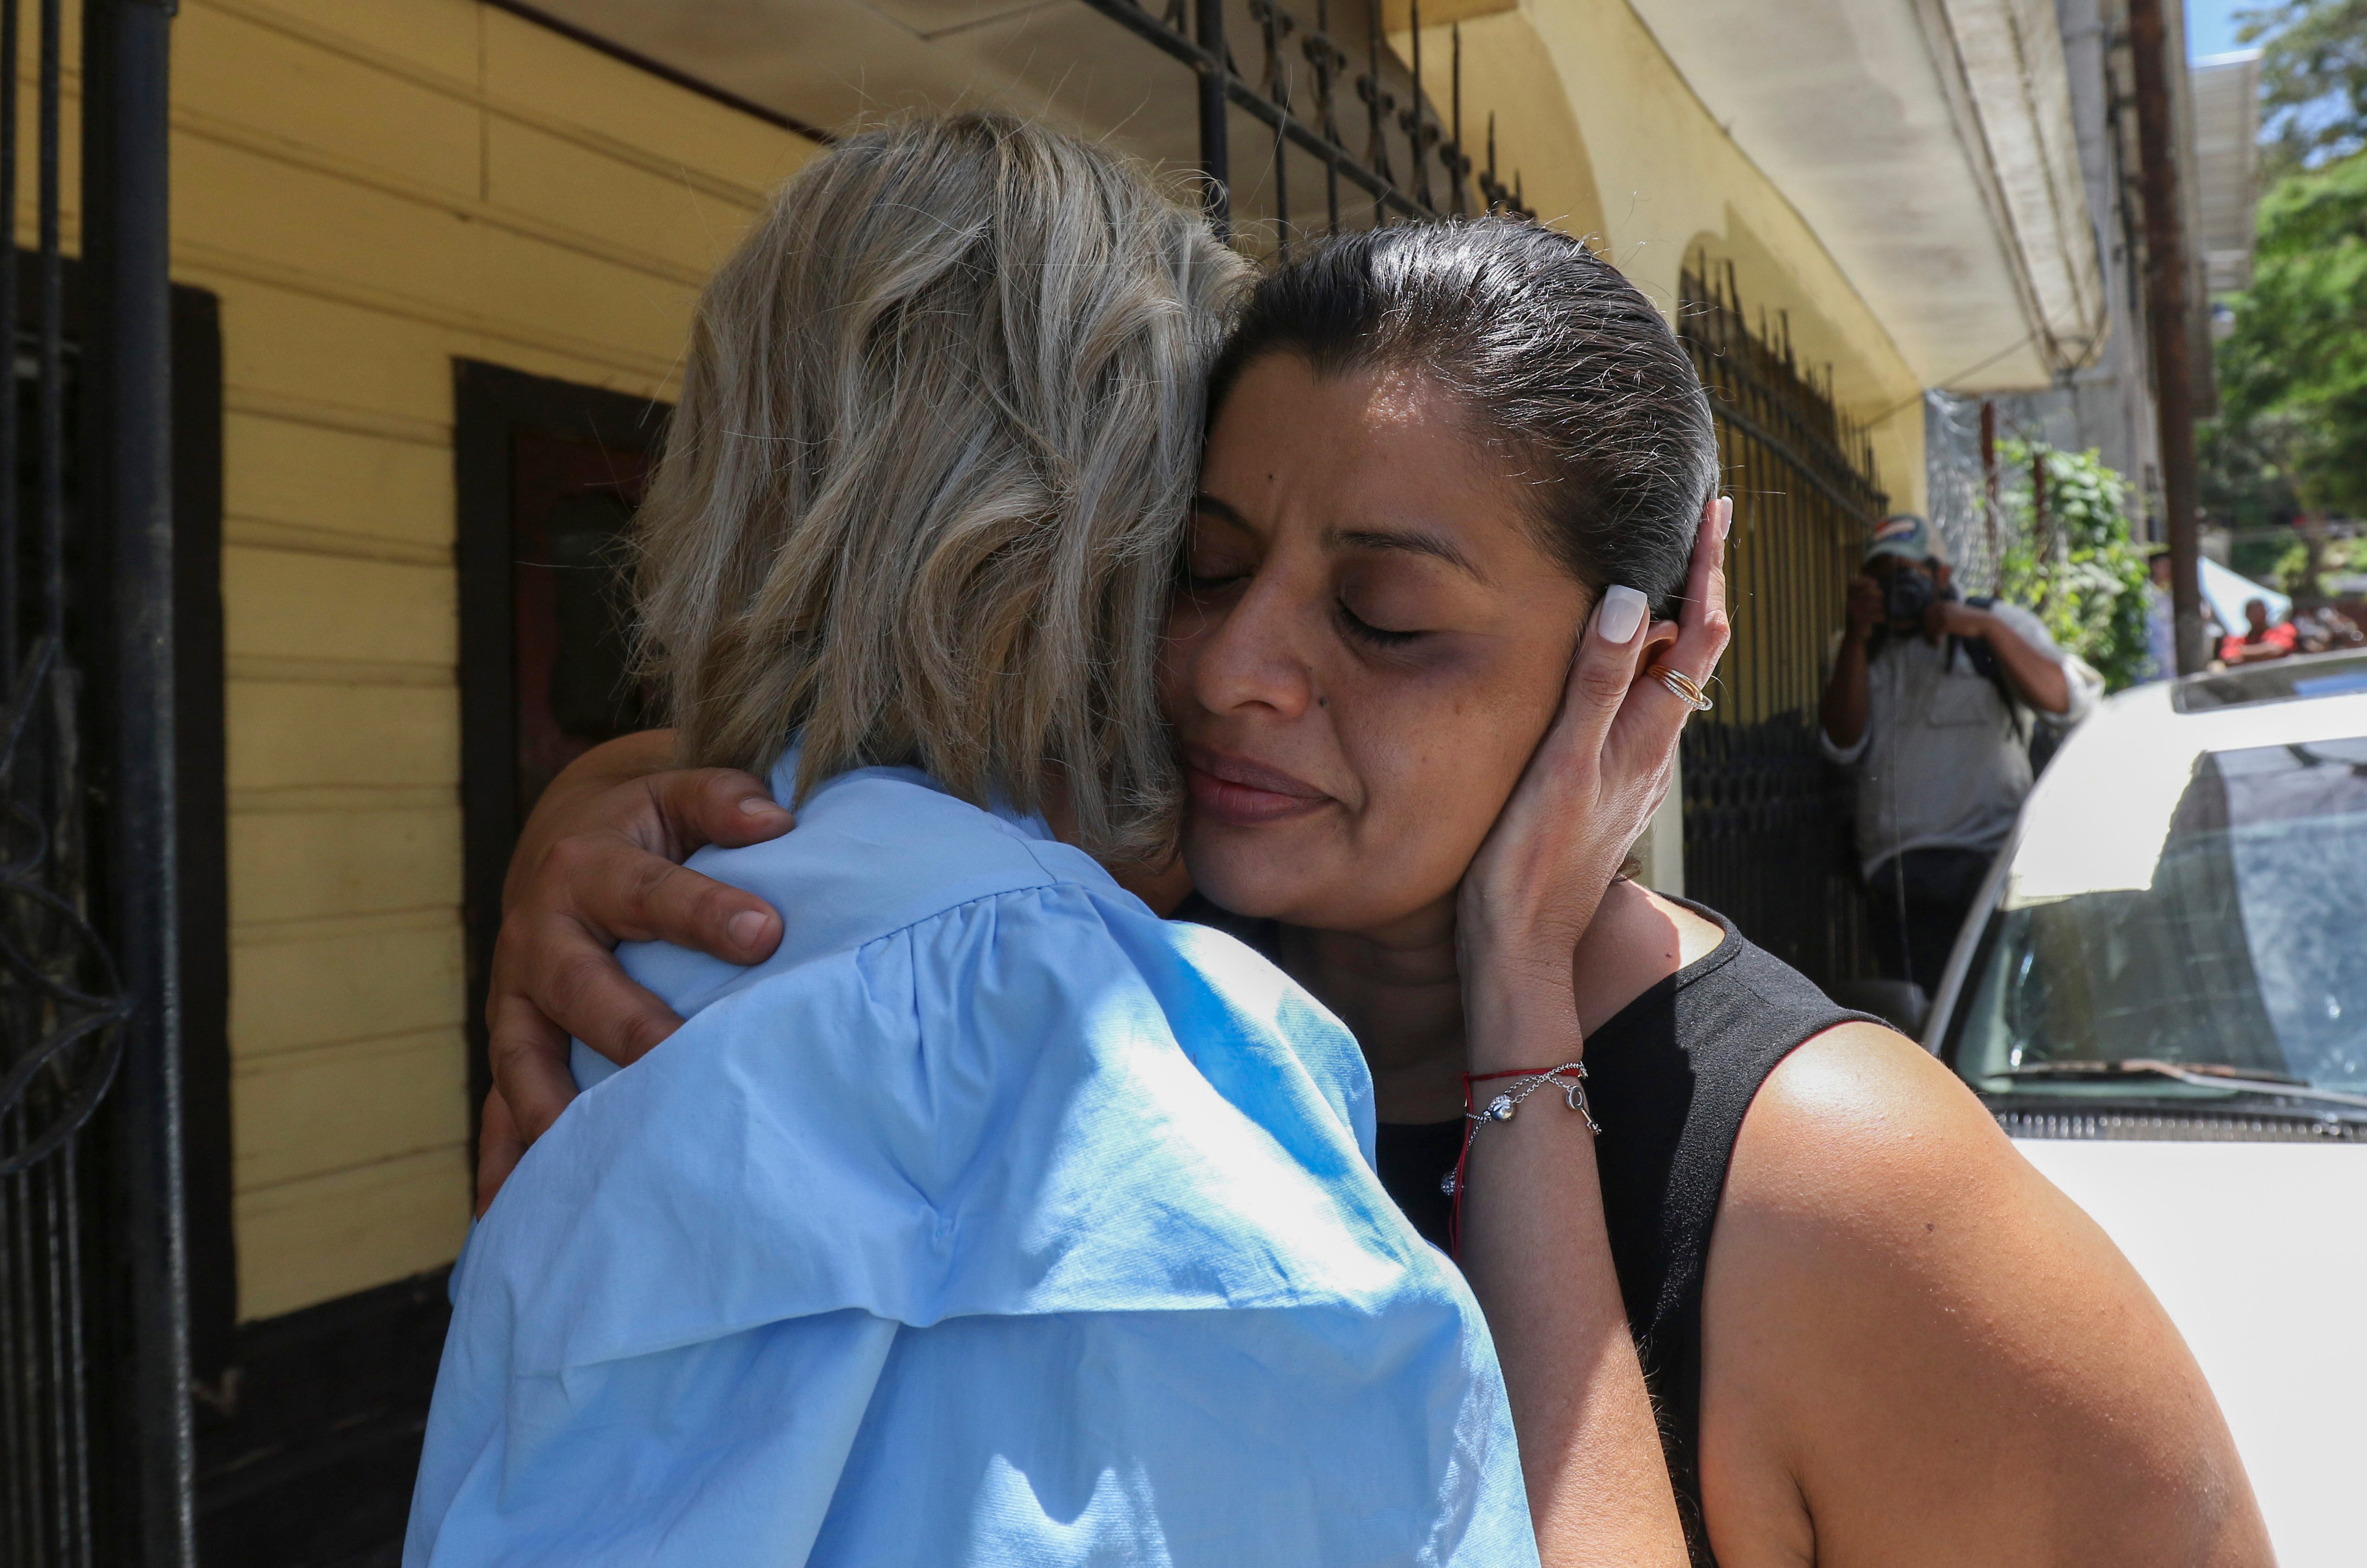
[2127,0,2206,673]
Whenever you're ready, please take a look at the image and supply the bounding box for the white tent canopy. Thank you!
[2201,556,2292,631]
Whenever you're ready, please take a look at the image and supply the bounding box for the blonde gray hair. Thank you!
[636,113,1246,857]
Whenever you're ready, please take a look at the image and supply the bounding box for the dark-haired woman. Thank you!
[486,220,2271,1566]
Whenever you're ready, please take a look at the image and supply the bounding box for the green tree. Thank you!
[1995,443,2153,690]
[2241,0,2367,176]
[2198,405,2304,531]
[2210,4,2367,527]
[2213,151,2367,516]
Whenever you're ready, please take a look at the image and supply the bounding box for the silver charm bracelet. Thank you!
[1442,1061,1600,1201]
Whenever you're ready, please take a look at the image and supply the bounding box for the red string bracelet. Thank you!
[1444,1062,1598,1257]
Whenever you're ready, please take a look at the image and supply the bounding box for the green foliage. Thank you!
[2231,532,2295,583]
[2216,154,2367,516]
[2275,538,2313,593]
[2199,407,2305,530]
[2240,0,2367,176]
[2213,6,2367,526]
[2274,529,2364,596]
[1994,442,2153,691]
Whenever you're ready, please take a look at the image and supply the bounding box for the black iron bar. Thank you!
[1256,0,1289,249]
[85,0,196,1558]
[60,1141,94,1568]
[35,0,55,648]
[1079,0,1433,222]
[6,1122,32,1567]
[1361,0,1391,221]
[1449,24,1465,217]
[1406,0,1432,213]
[1194,0,1230,237]
[39,1154,70,1561]
[1,0,19,689]
[1312,0,1340,227]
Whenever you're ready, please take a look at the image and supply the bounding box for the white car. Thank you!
[1924,649,2367,1566]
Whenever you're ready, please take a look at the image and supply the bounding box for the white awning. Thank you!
[1623,0,2108,392]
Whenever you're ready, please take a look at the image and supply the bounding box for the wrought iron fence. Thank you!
[1677,258,1887,991]
[1076,0,1531,248]
[0,0,189,1564]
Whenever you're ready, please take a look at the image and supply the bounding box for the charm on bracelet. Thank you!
[1462,1062,1600,1140]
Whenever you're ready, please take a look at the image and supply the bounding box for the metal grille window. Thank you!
[1677,259,1887,991]
[1076,0,1532,247]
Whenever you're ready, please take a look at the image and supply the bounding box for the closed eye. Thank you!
[1335,597,1421,648]
[1178,563,1249,596]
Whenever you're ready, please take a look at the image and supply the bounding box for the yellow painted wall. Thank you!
[168,0,821,1320]
[1435,1,1928,511]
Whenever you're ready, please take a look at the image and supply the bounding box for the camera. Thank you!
[1882,568,1936,623]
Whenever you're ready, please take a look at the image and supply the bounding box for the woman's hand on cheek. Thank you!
[1456,497,1732,1018]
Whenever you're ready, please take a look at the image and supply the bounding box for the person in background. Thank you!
[2220,596,2298,664]
[1818,514,2095,995]
[2141,548,2178,682]
[2296,601,2367,653]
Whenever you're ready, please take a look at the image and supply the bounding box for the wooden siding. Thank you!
[166,0,822,1320]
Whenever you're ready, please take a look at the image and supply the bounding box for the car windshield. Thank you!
[1950,733,2367,1096]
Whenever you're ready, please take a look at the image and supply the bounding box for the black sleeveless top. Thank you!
[1175,895,1877,1564]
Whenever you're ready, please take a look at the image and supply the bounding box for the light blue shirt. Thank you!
[405,754,1534,1567]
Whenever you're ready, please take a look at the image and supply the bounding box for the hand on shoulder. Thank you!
[1699,1022,2270,1568]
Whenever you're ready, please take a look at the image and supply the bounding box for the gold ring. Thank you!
[1649,664,1713,712]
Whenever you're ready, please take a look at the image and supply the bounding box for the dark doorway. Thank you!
[507,431,655,817]
[453,362,668,1141]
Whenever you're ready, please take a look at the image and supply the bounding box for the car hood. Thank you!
[2014,1137,2367,1566]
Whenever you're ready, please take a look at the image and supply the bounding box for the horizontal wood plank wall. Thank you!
[164,0,823,1320]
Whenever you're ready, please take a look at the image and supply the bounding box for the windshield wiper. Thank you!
[1993,1058,2367,1111]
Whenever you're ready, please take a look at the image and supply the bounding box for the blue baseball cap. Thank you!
[1865,513,1949,567]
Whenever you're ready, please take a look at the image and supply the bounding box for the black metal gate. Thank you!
[0,1,190,1565]
[1677,259,1886,990]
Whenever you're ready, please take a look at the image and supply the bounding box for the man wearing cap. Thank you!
[1819,515,2095,995]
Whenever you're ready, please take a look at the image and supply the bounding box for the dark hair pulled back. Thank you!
[1209,218,1717,616]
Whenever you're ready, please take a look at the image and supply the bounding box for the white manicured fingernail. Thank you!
[1598,585,1648,645]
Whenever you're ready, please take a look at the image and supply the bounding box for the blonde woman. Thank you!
[406,117,1698,1567]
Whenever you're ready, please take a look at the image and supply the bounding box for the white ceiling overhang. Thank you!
[1624,0,2108,392]
[523,0,2105,394]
